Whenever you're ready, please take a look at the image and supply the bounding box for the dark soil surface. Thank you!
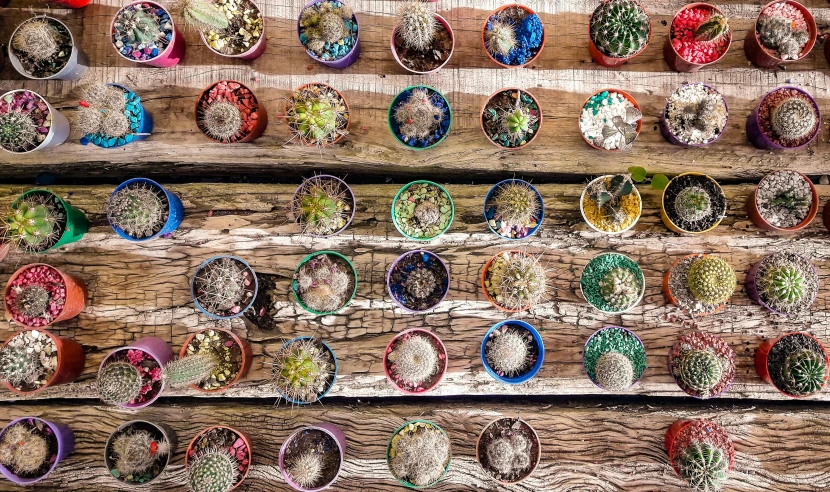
[393,21,452,72]
[768,332,826,395]
[0,419,58,479]
[244,272,279,331]
[668,331,735,398]
[388,251,449,311]
[669,420,733,471]
[188,427,249,485]
[477,418,539,483]
[193,257,256,317]
[11,18,72,78]
[105,421,169,484]
[185,329,243,390]
[663,174,726,232]
[283,428,341,489]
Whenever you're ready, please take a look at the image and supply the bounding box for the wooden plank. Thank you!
[1,182,828,403]
[0,399,827,491]
[1,2,830,180]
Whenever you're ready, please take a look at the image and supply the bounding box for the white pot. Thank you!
[0,90,70,154]
[579,175,643,235]
[8,16,89,80]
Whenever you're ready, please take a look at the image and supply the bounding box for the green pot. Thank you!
[291,250,358,315]
[12,189,88,252]
[387,419,451,489]
[391,181,454,241]
[387,85,453,151]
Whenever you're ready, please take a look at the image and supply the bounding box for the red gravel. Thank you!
[4,265,67,327]
[671,6,729,64]
[669,331,736,398]
[758,88,819,147]
[669,420,734,472]
[197,80,260,143]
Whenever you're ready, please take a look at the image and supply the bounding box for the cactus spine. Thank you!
[200,101,242,143]
[175,0,229,32]
[98,362,144,406]
[392,88,445,142]
[783,349,827,396]
[112,430,171,476]
[757,15,809,60]
[3,195,61,253]
[595,351,634,390]
[590,0,651,58]
[271,338,331,403]
[0,345,40,388]
[674,186,712,224]
[397,1,437,51]
[492,181,541,227]
[293,177,350,236]
[485,252,547,310]
[286,450,324,489]
[0,424,50,475]
[388,333,439,385]
[108,182,168,239]
[678,442,728,492]
[694,13,729,42]
[485,327,531,377]
[687,256,736,305]
[598,266,641,311]
[678,349,723,394]
[759,265,805,307]
[0,110,40,154]
[188,448,239,492]
[771,98,817,144]
[484,20,517,57]
[163,354,219,388]
[286,85,349,146]
[485,432,531,476]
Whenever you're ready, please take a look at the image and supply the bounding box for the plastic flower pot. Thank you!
[196,80,268,143]
[191,256,258,320]
[186,426,252,490]
[755,332,829,398]
[481,4,546,68]
[660,172,725,234]
[293,175,356,237]
[13,189,88,250]
[481,320,545,384]
[579,253,645,314]
[286,83,350,147]
[179,328,253,393]
[386,250,450,313]
[383,329,448,394]
[108,178,184,241]
[823,201,830,233]
[0,417,74,485]
[588,0,652,68]
[277,336,338,405]
[104,420,176,486]
[479,89,543,150]
[51,0,92,7]
[745,253,818,315]
[387,420,451,489]
[664,420,734,483]
[475,418,540,484]
[659,83,729,147]
[745,0,816,68]
[279,423,346,491]
[484,179,544,239]
[391,181,455,239]
[663,254,726,317]
[579,175,642,234]
[664,3,731,73]
[0,90,70,154]
[298,0,360,68]
[99,337,175,409]
[0,329,85,395]
[746,170,818,231]
[580,89,642,152]
[292,251,358,315]
[111,1,185,68]
[81,83,153,148]
[8,16,88,80]
[391,13,454,74]
[746,86,820,150]
[200,0,266,60]
[481,250,542,313]
[4,264,87,328]
[583,326,646,390]
[388,87,452,150]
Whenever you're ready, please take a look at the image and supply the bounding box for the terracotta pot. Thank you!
[200,0,266,60]
[383,329,448,394]
[111,1,185,68]
[660,172,725,234]
[186,426,252,491]
[8,16,88,80]
[755,331,829,398]
[481,4,545,68]
[663,254,726,317]
[746,86,820,150]
[286,83,350,147]
[4,264,87,328]
[1,329,85,395]
[195,80,268,143]
[475,418,540,484]
[179,328,253,393]
[664,420,734,481]
[391,13,454,74]
[481,250,539,313]
[664,3,731,72]
[0,243,9,263]
[746,170,818,231]
[588,0,652,67]
[659,83,729,147]
[580,89,642,151]
[745,0,816,68]
[479,88,543,150]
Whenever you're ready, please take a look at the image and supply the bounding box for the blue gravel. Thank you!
[80,89,145,148]
[389,87,451,149]
[300,0,358,62]
[487,13,544,66]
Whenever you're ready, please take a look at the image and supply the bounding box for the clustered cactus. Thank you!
[107,182,168,239]
[594,351,635,390]
[677,95,720,135]
[397,1,437,51]
[286,85,349,147]
[678,442,728,492]
[12,18,61,62]
[485,432,531,476]
[296,254,353,313]
[485,20,517,57]
[119,8,165,45]
[677,348,723,394]
[299,0,354,56]
[493,181,541,228]
[393,88,445,142]
[590,0,651,58]
[390,423,450,487]
[598,266,641,312]
[770,98,817,145]
[687,256,736,306]
[112,430,171,477]
[188,448,239,492]
[0,109,40,154]
[194,257,250,316]
[286,450,324,489]
[173,0,229,32]
[293,177,351,236]
[12,285,51,320]
[2,194,62,253]
[0,345,40,388]
[0,423,50,475]
[757,15,809,60]
[485,252,546,310]
[694,13,729,42]
[271,338,332,403]
[163,354,219,388]
[98,361,144,406]
[388,333,440,386]
[76,84,131,140]
[200,101,243,143]
[485,326,532,377]
[782,349,827,396]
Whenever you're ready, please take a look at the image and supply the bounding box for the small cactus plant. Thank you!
[485,326,532,377]
[0,110,40,154]
[76,83,131,140]
[107,181,168,239]
[485,432,531,476]
[193,257,252,317]
[12,18,61,62]
[173,0,229,32]
[677,349,723,394]
[694,13,729,42]
[163,354,219,388]
[497,96,539,147]
[98,361,144,406]
[286,84,349,147]
[112,430,171,477]
[674,186,713,225]
[397,1,437,51]
[492,181,541,228]
[188,448,239,492]
[678,442,728,492]
[759,264,805,307]
[590,0,651,58]
[11,285,51,320]
[594,351,635,390]
[598,266,641,312]
[390,422,450,487]
[271,338,332,403]
[199,101,243,143]
[393,88,445,143]
[585,174,638,226]
[299,1,354,57]
[484,20,517,57]
[677,95,720,135]
[0,423,50,475]
[292,177,352,236]
[120,8,164,45]
[782,349,827,396]
[757,14,809,60]
[286,450,324,489]
[2,194,62,253]
[485,252,547,311]
[388,333,440,386]
[295,254,354,313]
[0,345,39,388]
[770,98,817,145]
[687,256,736,306]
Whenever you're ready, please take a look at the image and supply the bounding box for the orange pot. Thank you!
[1,329,85,395]
[4,263,87,328]
[479,88,543,150]
[481,250,539,313]
[285,83,351,147]
[179,328,252,393]
[580,89,642,152]
[194,80,268,143]
[481,4,546,68]
[747,170,818,232]
[186,426,252,490]
[663,254,725,317]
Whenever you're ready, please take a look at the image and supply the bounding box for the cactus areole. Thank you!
[666,420,734,492]
[589,0,651,64]
[762,332,829,397]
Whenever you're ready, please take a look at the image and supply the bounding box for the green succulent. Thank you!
[598,266,641,311]
[783,349,827,396]
[678,442,728,492]
[678,349,723,394]
[287,86,348,146]
[3,198,60,252]
[687,256,736,305]
[760,265,805,306]
[590,0,651,58]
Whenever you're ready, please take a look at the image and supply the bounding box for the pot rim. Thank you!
[185,425,252,490]
[480,319,545,384]
[661,83,729,146]
[383,328,448,394]
[762,331,829,398]
[480,249,542,312]
[390,179,455,239]
[0,328,64,394]
[386,419,451,489]
[104,420,174,486]
[191,255,258,320]
[0,90,59,154]
[583,326,647,390]
[751,0,817,63]
[579,175,643,234]
[275,336,338,404]
[479,89,543,150]
[292,174,357,237]
[391,13,454,74]
[286,82,351,147]
[110,1,178,64]
[8,15,78,80]
[279,424,345,491]
[660,172,726,234]
[483,178,545,239]
[387,86,453,151]
[666,3,732,68]
[194,80,263,143]
[179,327,251,393]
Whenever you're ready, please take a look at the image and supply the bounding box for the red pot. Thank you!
[0,243,9,263]
[745,0,816,68]
[481,4,546,68]
[186,426,252,491]
[1,329,85,394]
[755,331,829,398]
[588,0,652,67]
[664,420,734,479]
[580,89,642,152]
[4,264,87,328]
[664,3,732,72]
[179,328,252,393]
[747,170,818,232]
[51,0,91,7]
[195,80,268,143]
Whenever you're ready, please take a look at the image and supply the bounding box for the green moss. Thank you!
[584,327,647,383]
[580,253,644,312]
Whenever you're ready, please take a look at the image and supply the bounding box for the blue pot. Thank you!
[191,255,258,320]
[483,179,544,240]
[481,319,545,384]
[277,336,338,405]
[80,83,153,148]
[109,178,184,241]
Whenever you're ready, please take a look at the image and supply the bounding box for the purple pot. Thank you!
[99,337,174,409]
[745,253,818,316]
[0,417,74,484]
[659,83,728,147]
[298,0,361,68]
[279,423,346,491]
[386,250,450,313]
[583,326,646,390]
[294,175,356,237]
[746,86,820,150]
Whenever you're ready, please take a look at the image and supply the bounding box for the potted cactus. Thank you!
[387,420,451,489]
[105,420,175,485]
[389,86,452,150]
[665,420,734,492]
[384,329,447,394]
[482,250,546,312]
[588,0,651,67]
[664,254,736,317]
[476,417,540,484]
[747,170,817,231]
[285,83,350,147]
[186,426,251,492]
[391,181,454,240]
[292,251,358,315]
[391,1,454,74]
[665,4,731,72]
[583,326,646,391]
[4,264,87,328]
[745,1,815,68]
[77,83,153,148]
[271,336,337,404]
[9,16,88,80]
[111,1,185,67]
[174,328,253,392]
[387,250,450,313]
[660,83,728,147]
[746,86,819,150]
[755,331,828,398]
[580,174,642,233]
[579,90,642,151]
[669,331,736,399]
[191,256,258,319]
[484,179,544,239]
[2,189,88,253]
[108,178,184,241]
[173,0,265,59]
[482,4,544,68]
[580,253,645,314]
[0,90,70,153]
[291,175,355,237]
[660,173,727,234]
[298,0,360,68]
[481,320,544,384]
[196,80,268,143]
[0,417,74,485]
[279,424,346,491]
[480,90,542,150]
[0,329,84,394]
[746,252,818,316]
[96,337,175,409]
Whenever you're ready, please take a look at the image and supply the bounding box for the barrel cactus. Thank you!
[678,442,728,492]
[783,349,827,396]
[598,266,641,311]
[677,349,723,394]
[98,362,143,406]
[286,85,348,146]
[594,351,634,390]
[687,256,736,306]
[759,265,805,307]
[492,181,541,226]
[3,196,61,253]
[771,98,817,144]
[188,448,239,492]
[590,0,651,58]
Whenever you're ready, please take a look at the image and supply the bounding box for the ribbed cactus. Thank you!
[188,448,239,492]
[771,98,817,144]
[678,442,728,492]
[0,424,50,475]
[673,186,712,224]
[163,354,218,388]
[757,15,810,60]
[3,196,61,253]
[694,14,729,42]
[759,265,805,306]
[0,345,39,387]
[0,110,40,153]
[98,362,143,406]
[598,267,641,311]
[783,349,827,396]
[287,86,348,146]
[175,0,229,32]
[397,1,437,51]
[120,9,163,45]
[294,177,349,235]
[492,181,541,226]
[687,256,736,305]
[107,182,167,239]
[678,349,723,393]
[595,351,634,390]
[484,20,517,57]
[590,0,651,58]
[272,338,331,403]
